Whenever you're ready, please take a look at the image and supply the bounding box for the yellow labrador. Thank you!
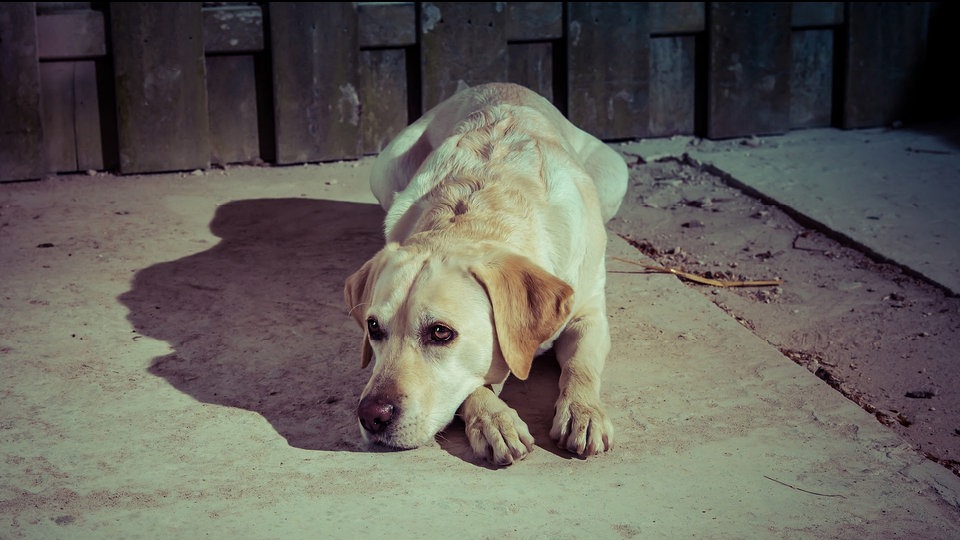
[344,82,627,465]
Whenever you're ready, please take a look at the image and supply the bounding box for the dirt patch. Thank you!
[607,154,960,477]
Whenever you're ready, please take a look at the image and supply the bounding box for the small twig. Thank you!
[763,475,846,498]
[612,257,782,288]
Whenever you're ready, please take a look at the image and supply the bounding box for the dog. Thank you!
[344,82,627,465]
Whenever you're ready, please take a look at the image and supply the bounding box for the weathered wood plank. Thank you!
[270,2,360,164]
[37,10,106,59]
[567,2,649,140]
[843,3,931,129]
[706,2,791,139]
[507,2,562,41]
[40,62,77,171]
[111,2,210,173]
[649,36,696,136]
[73,59,104,170]
[0,3,46,181]
[36,3,95,14]
[39,59,104,172]
[508,42,555,105]
[359,48,409,155]
[35,7,108,173]
[504,2,562,109]
[791,29,834,129]
[207,55,260,166]
[358,2,416,48]
[203,5,263,54]
[419,2,508,112]
[650,2,705,35]
[792,2,844,28]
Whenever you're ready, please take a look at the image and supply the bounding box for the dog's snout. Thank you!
[358,396,396,434]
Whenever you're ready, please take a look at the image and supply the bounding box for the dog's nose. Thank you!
[358,396,396,434]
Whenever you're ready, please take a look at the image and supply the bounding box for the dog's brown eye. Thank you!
[427,324,456,344]
[367,317,385,341]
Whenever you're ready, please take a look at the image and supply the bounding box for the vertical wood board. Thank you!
[843,3,930,129]
[359,48,409,155]
[791,29,834,129]
[650,2,705,35]
[649,36,696,136]
[202,5,264,54]
[792,2,844,28]
[207,55,260,166]
[39,60,104,172]
[419,2,508,112]
[73,59,104,171]
[707,2,791,139]
[111,2,210,174]
[506,2,562,41]
[567,2,650,140]
[40,62,77,172]
[37,10,106,59]
[508,42,555,105]
[0,3,45,181]
[358,2,416,48]
[270,2,360,164]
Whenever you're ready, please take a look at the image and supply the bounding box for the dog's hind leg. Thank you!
[580,141,628,222]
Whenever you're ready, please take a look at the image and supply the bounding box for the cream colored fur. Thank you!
[345,82,627,465]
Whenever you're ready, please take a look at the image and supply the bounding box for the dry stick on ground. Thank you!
[611,257,783,288]
[763,475,847,498]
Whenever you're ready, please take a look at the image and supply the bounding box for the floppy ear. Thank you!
[471,252,573,380]
[344,247,392,368]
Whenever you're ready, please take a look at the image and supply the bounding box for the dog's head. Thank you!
[344,242,573,449]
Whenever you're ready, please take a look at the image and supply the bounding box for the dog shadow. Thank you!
[119,197,572,462]
[119,198,386,452]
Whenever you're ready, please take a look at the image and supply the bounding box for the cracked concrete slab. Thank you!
[1,154,959,538]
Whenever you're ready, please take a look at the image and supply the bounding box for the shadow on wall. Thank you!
[117,197,568,462]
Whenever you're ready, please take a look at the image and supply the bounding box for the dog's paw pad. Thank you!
[465,407,535,466]
[550,398,614,456]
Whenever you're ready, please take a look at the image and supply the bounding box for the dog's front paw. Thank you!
[550,396,614,456]
[464,404,535,466]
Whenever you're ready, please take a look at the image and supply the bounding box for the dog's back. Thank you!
[370,83,626,223]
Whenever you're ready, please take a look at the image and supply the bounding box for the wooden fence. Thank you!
[0,2,945,182]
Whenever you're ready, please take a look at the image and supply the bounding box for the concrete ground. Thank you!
[622,122,960,296]
[2,125,960,538]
